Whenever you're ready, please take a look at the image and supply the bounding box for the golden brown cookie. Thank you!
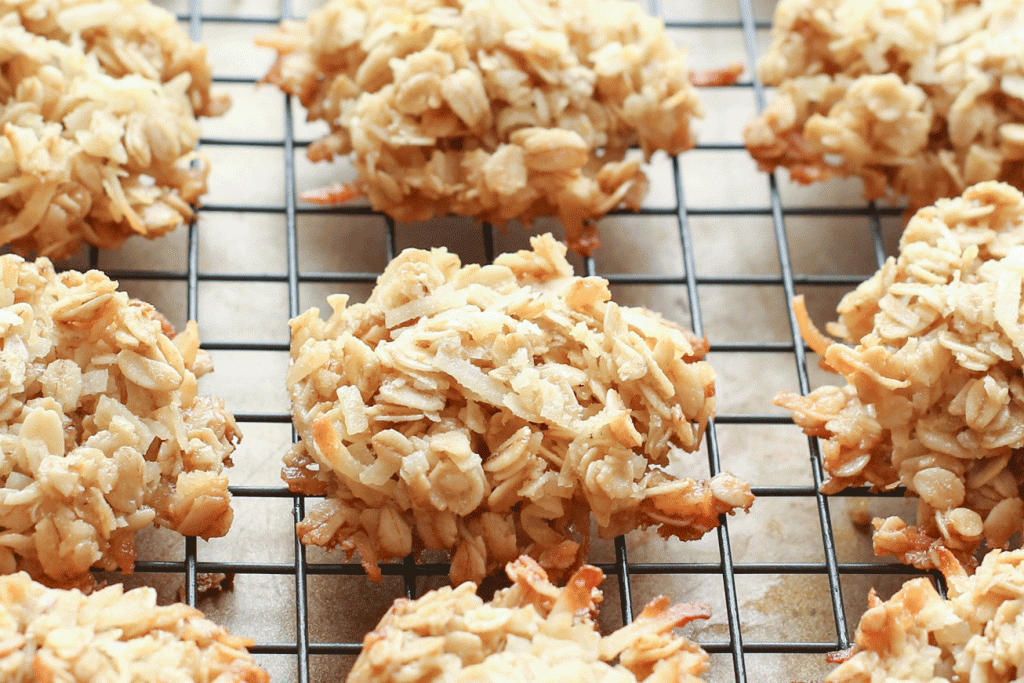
[286,233,752,584]
[829,548,1024,683]
[0,0,229,258]
[745,0,1024,208]
[350,556,711,683]
[0,571,268,682]
[778,182,1024,569]
[0,255,240,588]
[258,0,704,255]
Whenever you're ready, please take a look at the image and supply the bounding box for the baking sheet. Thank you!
[50,1,937,681]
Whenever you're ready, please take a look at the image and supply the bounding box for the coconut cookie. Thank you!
[257,0,705,255]
[745,0,1024,208]
[0,571,268,682]
[777,182,1024,569]
[0,0,229,259]
[349,556,710,683]
[0,255,240,588]
[286,233,752,584]
[828,548,1024,683]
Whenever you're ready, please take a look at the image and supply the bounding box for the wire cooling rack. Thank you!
[65,0,947,681]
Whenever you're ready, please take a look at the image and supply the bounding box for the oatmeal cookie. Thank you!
[0,571,268,682]
[829,548,1024,683]
[0,255,240,588]
[0,0,229,259]
[777,182,1024,569]
[257,0,704,255]
[745,0,1024,208]
[286,233,752,584]
[350,555,710,683]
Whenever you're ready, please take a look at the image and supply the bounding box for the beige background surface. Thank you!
[49,1,935,682]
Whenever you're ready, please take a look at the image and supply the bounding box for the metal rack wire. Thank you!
[77,0,947,681]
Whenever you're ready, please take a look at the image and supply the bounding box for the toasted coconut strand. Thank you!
[746,0,1024,208]
[0,0,228,258]
[829,549,1024,683]
[689,62,744,87]
[550,563,606,616]
[792,294,837,361]
[300,182,366,206]
[0,572,267,683]
[0,255,239,588]
[777,182,1024,567]
[599,598,712,660]
[826,647,855,665]
[286,233,749,584]
[350,556,710,683]
[257,0,704,255]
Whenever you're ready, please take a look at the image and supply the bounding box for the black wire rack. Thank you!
[68,0,948,681]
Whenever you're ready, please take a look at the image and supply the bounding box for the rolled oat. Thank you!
[0,255,240,588]
[286,233,752,584]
